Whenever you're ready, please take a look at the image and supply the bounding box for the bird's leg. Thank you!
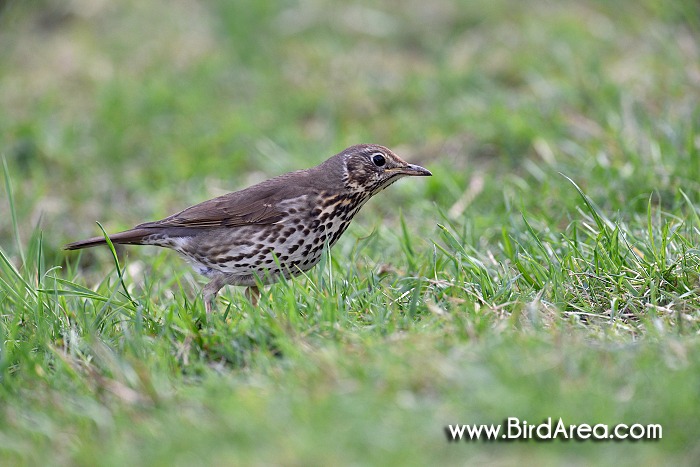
[202,275,228,315]
[245,285,260,307]
[204,297,214,315]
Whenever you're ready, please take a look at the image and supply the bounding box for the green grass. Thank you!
[2,0,700,464]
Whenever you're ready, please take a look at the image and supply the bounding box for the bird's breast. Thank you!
[173,192,370,281]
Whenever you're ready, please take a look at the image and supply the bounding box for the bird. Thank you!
[65,144,431,314]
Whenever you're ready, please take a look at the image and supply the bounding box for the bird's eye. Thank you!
[372,153,386,167]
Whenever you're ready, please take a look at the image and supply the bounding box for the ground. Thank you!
[1,0,699,465]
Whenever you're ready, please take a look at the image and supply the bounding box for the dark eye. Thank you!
[372,153,386,167]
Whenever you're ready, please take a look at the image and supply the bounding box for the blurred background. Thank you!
[0,0,700,246]
[2,0,697,260]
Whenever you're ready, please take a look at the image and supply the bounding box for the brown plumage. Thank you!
[66,144,431,313]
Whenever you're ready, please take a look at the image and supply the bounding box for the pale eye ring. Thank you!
[371,153,386,167]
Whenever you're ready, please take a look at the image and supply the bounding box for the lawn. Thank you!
[1,0,699,465]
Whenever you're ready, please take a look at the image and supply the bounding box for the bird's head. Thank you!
[339,144,431,195]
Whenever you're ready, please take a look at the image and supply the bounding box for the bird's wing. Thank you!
[135,173,311,229]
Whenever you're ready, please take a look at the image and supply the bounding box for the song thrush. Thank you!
[65,144,431,313]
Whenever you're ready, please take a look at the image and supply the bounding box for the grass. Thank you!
[2,0,700,464]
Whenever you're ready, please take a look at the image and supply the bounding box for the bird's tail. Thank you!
[64,228,155,250]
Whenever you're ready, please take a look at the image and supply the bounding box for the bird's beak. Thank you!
[395,163,432,177]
